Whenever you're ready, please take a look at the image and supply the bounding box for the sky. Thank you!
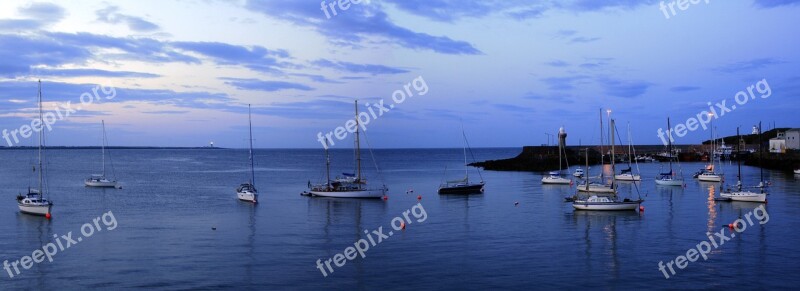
[0,0,798,148]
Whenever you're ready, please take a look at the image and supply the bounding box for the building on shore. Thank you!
[770,129,800,153]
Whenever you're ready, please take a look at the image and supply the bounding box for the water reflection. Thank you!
[571,211,639,281]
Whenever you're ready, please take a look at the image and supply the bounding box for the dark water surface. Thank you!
[0,148,798,290]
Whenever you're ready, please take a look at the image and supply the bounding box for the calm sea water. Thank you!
[0,148,798,290]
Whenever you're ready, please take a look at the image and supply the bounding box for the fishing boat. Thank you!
[439,124,485,194]
[656,118,685,186]
[614,123,641,182]
[573,119,642,211]
[237,104,258,203]
[697,115,723,182]
[304,101,388,198]
[542,127,571,185]
[17,81,53,217]
[719,126,767,202]
[85,120,119,188]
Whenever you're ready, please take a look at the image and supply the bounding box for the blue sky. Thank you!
[0,0,798,148]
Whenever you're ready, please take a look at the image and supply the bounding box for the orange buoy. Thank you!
[401,221,406,229]
[639,206,644,212]
[45,213,51,219]
[728,223,734,228]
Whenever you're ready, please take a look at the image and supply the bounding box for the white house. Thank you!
[770,132,786,153]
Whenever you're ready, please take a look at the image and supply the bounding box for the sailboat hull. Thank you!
[655,178,684,186]
[614,174,641,181]
[572,202,640,211]
[576,184,615,193]
[85,179,117,187]
[19,203,52,216]
[438,183,485,194]
[237,191,258,203]
[698,174,723,182]
[542,177,571,185]
[309,189,386,198]
[720,191,766,202]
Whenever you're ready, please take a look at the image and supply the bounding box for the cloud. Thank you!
[545,60,570,67]
[312,59,409,75]
[713,58,786,73]
[0,2,65,31]
[599,78,652,98]
[221,77,313,92]
[753,0,800,7]
[34,68,160,78]
[670,86,701,92]
[541,75,590,90]
[172,41,290,74]
[244,0,481,55]
[291,73,343,84]
[96,5,160,32]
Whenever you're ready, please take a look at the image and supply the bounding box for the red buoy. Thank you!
[728,223,734,229]
[639,206,644,212]
[45,213,51,219]
[417,195,422,200]
[401,221,406,229]
[382,195,388,201]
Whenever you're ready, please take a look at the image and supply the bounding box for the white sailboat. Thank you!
[698,115,724,182]
[237,104,258,203]
[720,126,767,202]
[17,80,53,217]
[656,118,685,186]
[615,123,641,182]
[795,169,800,174]
[85,120,119,188]
[304,100,387,198]
[573,118,642,211]
[542,127,571,185]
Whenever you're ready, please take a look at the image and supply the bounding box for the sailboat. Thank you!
[304,101,387,198]
[573,118,642,211]
[17,80,53,217]
[719,126,767,202]
[439,124,485,194]
[656,118,685,186]
[698,115,724,182]
[614,123,641,182]
[237,104,258,203]
[577,109,614,193]
[542,127,572,185]
[85,120,119,188]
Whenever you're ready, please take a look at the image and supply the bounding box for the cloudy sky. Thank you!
[0,0,798,148]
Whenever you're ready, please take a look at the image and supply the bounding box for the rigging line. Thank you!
[359,127,386,187]
[613,122,643,199]
[105,125,118,180]
[462,129,483,182]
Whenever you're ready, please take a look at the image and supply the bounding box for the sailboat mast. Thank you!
[736,127,742,191]
[101,120,106,176]
[248,104,255,186]
[599,108,605,170]
[584,149,589,191]
[37,80,44,198]
[610,118,616,190]
[354,101,361,187]
[461,123,468,181]
[758,122,764,190]
[325,140,331,190]
[667,118,673,173]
